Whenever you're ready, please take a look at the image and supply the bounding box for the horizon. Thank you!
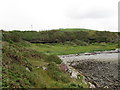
[1,28,118,32]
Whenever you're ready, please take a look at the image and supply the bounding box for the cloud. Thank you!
[82,9,115,19]
[0,0,118,32]
[66,7,116,20]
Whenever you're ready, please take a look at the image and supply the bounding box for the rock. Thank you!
[42,66,47,70]
[36,66,40,68]
[72,60,119,89]
[71,62,76,66]
[104,86,109,88]
[88,82,95,88]
[59,63,68,72]
[84,53,91,55]
[59,50,119,89]
[115,48,120,52]
[70,70,79,79]
[67,68,72,75]
[26,67,30,72]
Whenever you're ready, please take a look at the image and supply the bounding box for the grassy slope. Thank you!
[2,42,88,88]
[58,28,96,32]
[28,43,117,55]
[2,29,118,88]
[19,29,117,55]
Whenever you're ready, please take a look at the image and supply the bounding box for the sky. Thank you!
[0,0,119,32]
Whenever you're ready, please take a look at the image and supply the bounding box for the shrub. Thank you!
[68,83,83,88]
[3,32,21,42]
[72,40,88,46]
[46,55,62,64]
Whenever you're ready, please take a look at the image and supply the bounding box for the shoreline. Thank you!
[58,48,120,58]
[58,49,119,89]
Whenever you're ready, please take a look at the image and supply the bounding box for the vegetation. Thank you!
[2,28,119,88]
[2,42,88,88]
[28,43,117,55]
[2,28,118,44]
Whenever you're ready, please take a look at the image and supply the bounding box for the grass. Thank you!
[2,42,89,88]
[2,41,117,88]
[27,43,117,55]
[58,28,96,32]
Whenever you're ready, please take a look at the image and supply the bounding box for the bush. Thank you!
[14,41,31,47]
[68,83,83,88]
[46,55,62,64]
[72,40,88,46]
[64,41,76,46]
[3,32,21,42]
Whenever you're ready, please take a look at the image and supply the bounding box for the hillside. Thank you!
[2,28,119,44]
[2,29,119,88]
[2,41,89,88]
[54,28,96,32]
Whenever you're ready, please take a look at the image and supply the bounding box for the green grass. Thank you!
[27,59,88,88]
[27,43,117,55]
[2,42,89,88]
[2,41,117,88]
[58,28,96,32]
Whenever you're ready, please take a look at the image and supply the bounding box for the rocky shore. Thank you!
[71,60,119,89]
[59,49,120,89]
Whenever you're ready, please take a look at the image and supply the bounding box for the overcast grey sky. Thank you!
[0,0,119,32]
